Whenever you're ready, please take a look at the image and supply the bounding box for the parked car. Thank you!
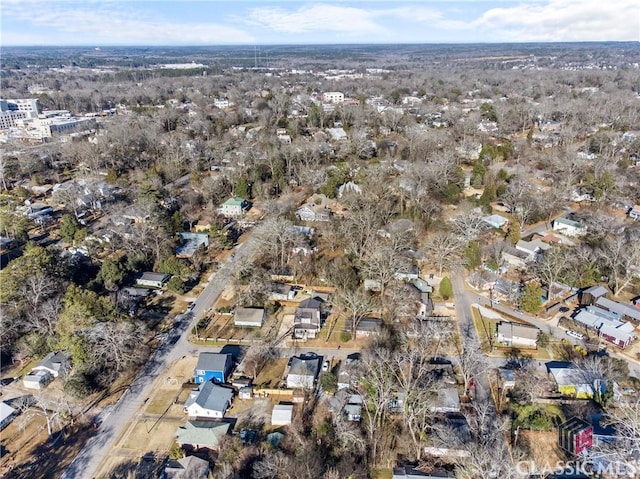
[322,360,330,372]
[567,330,585,340]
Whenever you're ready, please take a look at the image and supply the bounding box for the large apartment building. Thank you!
[0,98,40,130]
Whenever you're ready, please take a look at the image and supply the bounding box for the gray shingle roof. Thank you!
[195,353,231,373]
[185,382,234,413]
[288,356,321,377]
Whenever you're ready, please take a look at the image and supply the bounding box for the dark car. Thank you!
[0,378,14,387]
[429,357,452,365]
[240,429,257,444]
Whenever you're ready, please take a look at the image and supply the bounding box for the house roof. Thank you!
[175,420,230,448]
[272,403,293,424]
[234,307,265,325]
[595,297,640,321]
[574,307,635,340]
[33,351,70,375]
[357,318,382,332]
[392,466,454,478]
[164,455,209,479]
[138,272,171,283]
[195,353,231,373]
[298,297,323,310]
[185,382,234,414]
[221,197,246,207]
[431,387,461,413]
[554,217,583,228]
[497,322,539,341]
[0,402,16,424]
[288,356,321,377]
[502,246,530,260]
[548,366,604,390]
[411,278,433,294]
[583,285,608,298]
[482,214,508,228]
[516,239,551,254]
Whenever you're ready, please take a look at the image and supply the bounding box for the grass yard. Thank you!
[120,418,183,451]
[255,358,288,389]
[145,389,181,416]
[471,306,495,352]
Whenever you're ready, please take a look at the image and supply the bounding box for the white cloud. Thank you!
[472,0,640,41]
[244,3,388,37]
[1,1,255,45]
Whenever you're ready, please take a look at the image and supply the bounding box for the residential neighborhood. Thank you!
[0,40,639,479]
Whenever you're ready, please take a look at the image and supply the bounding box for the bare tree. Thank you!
[424,232,464,275]
[254,216,295,270]
[598,233,640,296]
[335,287,375,337]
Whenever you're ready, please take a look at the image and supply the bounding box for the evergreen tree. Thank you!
[520,282,543,314]
[439,277,453,300]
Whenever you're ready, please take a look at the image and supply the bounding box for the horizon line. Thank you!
[3,40,639,48]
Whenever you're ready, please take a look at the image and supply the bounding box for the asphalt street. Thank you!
[61,233,261,479]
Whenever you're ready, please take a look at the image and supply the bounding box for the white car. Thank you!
[322,360,330,372]
[567,330,585,340]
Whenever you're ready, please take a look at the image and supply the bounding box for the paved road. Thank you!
[61,233,261,479]
[461,284,640,379]
[452,273,496,407]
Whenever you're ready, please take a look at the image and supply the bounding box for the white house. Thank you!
[496,322,539,348]
[219,197,249,218]
[184,382,234,418]
[136,272,171,288]
[286,356,321,389]
[271,403,294,426]
[234,307,266,328]
[31,351,71,378]
[552,217,585,237]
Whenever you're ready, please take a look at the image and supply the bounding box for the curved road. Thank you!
[61,235,260,479]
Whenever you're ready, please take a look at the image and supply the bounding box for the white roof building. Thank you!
[271,403,294,426]
[234,307,266,328]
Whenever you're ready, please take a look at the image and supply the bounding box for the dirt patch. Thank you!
[518,430,566,470]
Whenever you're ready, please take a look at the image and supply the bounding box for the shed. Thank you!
[272,403,294,426]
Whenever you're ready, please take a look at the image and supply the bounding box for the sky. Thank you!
[1,0,639,46]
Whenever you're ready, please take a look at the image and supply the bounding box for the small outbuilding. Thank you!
[272,403,294,426]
